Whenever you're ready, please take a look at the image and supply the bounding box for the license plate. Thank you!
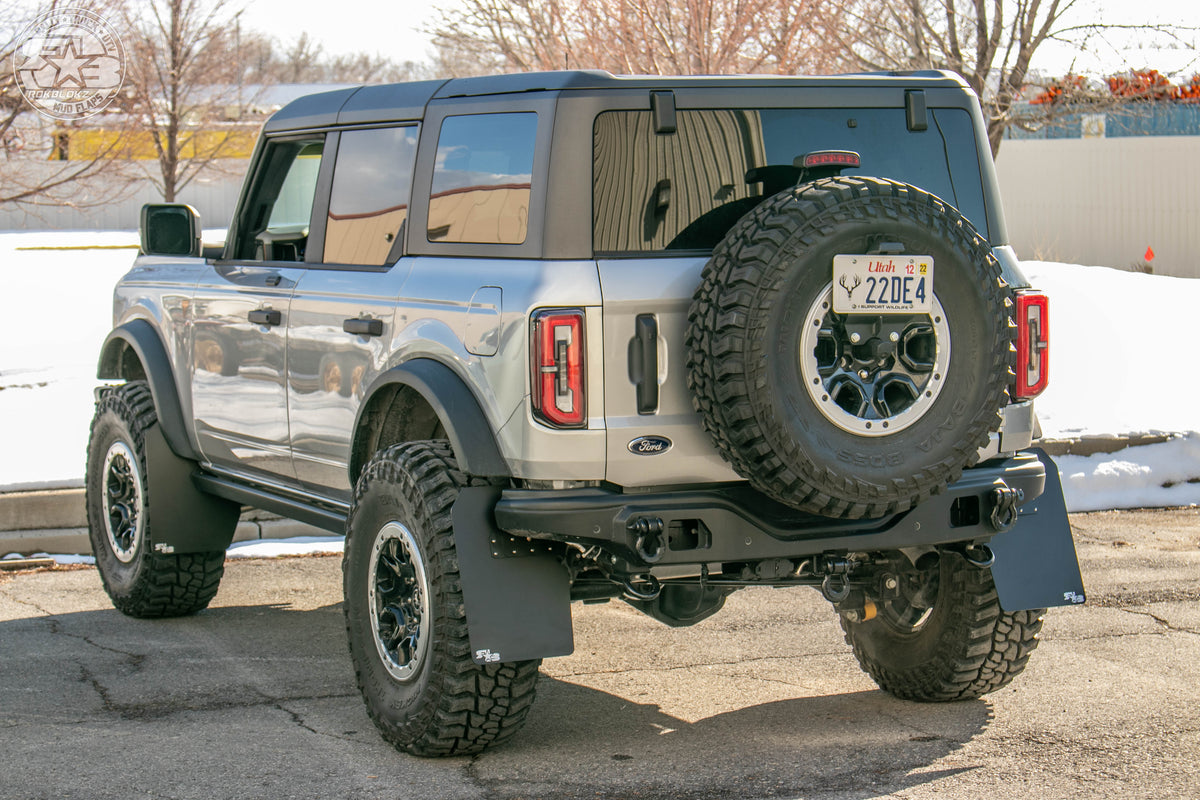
[832,255,933,314]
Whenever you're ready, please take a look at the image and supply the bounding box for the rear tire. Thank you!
[343,441,540,756]
[840,552,1045,700]
[85,382,225,617]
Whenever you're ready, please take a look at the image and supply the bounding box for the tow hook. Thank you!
[629,517,665,563]
[621,573,661,601]
[989,484,1024,531]
[821,573,850,603]
[962,543,995,568]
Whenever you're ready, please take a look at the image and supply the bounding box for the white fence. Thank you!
[3,138,1198,279]
[0,161,247,233]
[994,136,1200,279]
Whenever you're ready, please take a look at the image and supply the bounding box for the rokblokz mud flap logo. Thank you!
[12,7,125,121]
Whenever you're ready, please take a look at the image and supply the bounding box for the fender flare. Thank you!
[351,359,511,481]
[97,323,240,554]
[98,318,199,462]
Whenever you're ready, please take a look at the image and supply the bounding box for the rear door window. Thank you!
[324,126,419,266]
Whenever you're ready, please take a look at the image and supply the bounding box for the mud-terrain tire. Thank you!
[840,552,1045,700]
[687,176,1013,518]
[85,381,225,617]
[344,441,541,757]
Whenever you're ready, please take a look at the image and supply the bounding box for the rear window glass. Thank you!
[593,107,987,254]
[429,112,537,245]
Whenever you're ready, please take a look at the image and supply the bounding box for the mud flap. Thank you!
[452,486,574,665]
[989,449,1086,611]
[145,421,241,554]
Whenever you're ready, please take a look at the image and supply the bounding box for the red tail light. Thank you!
[531,309,586,428]
[1014,291,1049,399]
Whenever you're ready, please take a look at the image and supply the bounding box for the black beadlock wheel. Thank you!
[85,381,226,618]
[840,552,1045,701]
[686,176,1013,519]
[343,441,541,757]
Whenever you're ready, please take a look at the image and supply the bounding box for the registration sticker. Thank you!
[832,255,933,314]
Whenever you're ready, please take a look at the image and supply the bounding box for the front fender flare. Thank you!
[98,318,198,462]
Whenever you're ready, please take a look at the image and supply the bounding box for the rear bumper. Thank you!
[496,451,1051,565]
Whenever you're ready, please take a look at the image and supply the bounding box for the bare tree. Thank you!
[842,0,1194,156]
[119,0,253,201]
[429,0,856,78]
[325,52,429,84]
[280,31,324,83]
[0,1,135,209]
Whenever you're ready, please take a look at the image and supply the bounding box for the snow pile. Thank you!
[1021,261,1200,439]
[1023,261,1200,511]
[1054,434,1200,512]
[0,234,1196,516]
[226,536,344,559]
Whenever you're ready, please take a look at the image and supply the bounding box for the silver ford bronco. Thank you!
[86,70,1084,756]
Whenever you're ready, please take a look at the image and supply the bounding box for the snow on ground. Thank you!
[1023,261,1200,511]
[1055,433,1200,512]
[0,233,1196,522]
[0,231,142,491]
[3,535,345,565]
[1021,261,1200,440]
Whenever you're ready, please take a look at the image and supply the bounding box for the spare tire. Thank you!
[686,176,1012,519]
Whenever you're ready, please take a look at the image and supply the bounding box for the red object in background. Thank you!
[1145,246,1156,261]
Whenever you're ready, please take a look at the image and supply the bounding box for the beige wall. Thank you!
[995,137,1200,278]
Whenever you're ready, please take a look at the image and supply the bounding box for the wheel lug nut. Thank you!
[889,332,900,342]
[850,332,861,343]
[858,370,869,380]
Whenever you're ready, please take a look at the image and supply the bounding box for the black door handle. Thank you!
[248,309,281,326]
[627,314,659,415]
[343,318,383,337]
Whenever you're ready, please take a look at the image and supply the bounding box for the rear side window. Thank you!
[428,112,537,245]
[324,126,419,266]
[593,107,988,254]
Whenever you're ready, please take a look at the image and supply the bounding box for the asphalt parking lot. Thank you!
[2,507,1198,800]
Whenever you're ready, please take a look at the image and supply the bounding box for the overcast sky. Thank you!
[239,0,1197,77]
[13,0,1199,78]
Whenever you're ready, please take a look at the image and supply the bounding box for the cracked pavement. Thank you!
[1,508,1198,799]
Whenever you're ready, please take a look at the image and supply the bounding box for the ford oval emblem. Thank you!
[628,436,672,456]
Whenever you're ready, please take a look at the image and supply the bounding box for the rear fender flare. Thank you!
[351,359,510,483]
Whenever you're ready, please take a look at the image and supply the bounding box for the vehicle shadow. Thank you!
[487,675,989,799]
[0,591,990,800]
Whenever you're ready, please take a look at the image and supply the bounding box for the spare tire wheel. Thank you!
[686,176,1012,519]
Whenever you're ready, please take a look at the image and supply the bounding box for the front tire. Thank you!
[840,552,1045,701]
[343,441,540,757]
[85,382,225,617]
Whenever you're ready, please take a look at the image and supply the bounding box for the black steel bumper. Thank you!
[496,452,1050,566]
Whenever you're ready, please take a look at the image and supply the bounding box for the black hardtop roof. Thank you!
[263,69,970,133]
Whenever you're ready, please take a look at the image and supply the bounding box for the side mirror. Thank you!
[140,203,202,257]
